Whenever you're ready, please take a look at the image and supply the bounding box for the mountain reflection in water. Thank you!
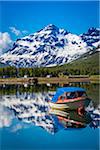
[0,92,100,134]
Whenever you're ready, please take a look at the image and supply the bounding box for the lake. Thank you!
[0,82,99,150]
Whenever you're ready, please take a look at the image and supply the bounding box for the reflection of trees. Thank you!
[0,84,55,95]
[0,83,99,105]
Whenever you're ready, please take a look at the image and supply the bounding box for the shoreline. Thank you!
[0,76,99,84]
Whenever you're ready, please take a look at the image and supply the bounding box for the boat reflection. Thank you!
[0,94,100,134]
[50,109,91,129]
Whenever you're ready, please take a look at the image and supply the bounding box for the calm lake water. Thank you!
[0,82,99,150]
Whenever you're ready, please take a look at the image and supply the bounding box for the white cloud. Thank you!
[0,27,28,55]
[22,30,28,34]
[9,27,21,36]
[9,27,28,36]
[0,32,13,55]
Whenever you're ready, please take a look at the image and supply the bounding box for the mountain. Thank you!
[44,50,99,76]
[0,24,99,68]
[62,51,99,74]
[81,27,100,48]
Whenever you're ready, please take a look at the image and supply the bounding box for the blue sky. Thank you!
[0,1,99,40]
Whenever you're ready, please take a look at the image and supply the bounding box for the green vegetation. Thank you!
[0,52,99,78]
[63,51,99,75]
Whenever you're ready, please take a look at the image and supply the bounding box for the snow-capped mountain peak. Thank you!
[80,27,100,47]
[44,24,59,31]
[0,25,99,68]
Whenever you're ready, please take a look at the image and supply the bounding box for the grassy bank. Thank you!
[89,75,100,83]
[0,75,99,84]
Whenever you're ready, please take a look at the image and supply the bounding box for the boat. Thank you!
[50,87,91,110]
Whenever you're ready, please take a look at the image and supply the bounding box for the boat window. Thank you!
[78,92,86,97]
[66,92,76,99]
[60,95,66,100]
